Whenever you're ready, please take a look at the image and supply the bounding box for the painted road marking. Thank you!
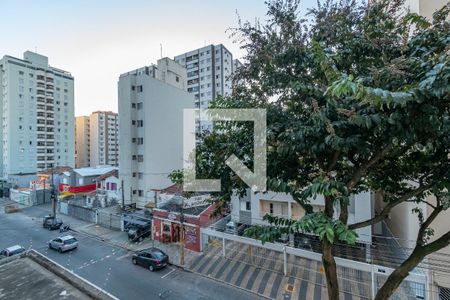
[161,269,176,279]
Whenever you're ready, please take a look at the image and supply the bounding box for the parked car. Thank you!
[224,221,236,234]
[43,216,63,230]
[0,245,26,258]
[127,224,151,242]
[48,235,78,253]
[132,248,169,271]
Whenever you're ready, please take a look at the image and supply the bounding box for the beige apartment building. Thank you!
[75,116,90,168]
[75,111,118,168]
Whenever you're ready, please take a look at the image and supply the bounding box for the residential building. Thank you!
[174,44,241,133]
[152,184,217,252]
[0,51,75,179]
[60,165,117,187]
[404,0,448,20]
[118,57,194,208]
[89,111,119,167]
[75,111,119,168]
[75,116,90,167]
[231,190,373,244]
[92,169,121,207]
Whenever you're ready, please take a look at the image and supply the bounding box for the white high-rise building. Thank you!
[75,111,119,168]
[0,51,75,179]
[174,44,241,133]
[118,58,194,208]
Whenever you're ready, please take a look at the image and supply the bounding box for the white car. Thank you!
[0,245,26,257]
[49,235,78,253]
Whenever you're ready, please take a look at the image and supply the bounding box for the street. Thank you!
[0,205,260,300]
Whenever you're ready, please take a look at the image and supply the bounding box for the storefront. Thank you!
[152,204,218,252]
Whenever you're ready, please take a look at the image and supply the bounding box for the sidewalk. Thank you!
[76,223,201,268]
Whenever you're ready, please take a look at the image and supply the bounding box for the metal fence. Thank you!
[200,228,428,300]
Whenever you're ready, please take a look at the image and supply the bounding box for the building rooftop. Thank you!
[0,250,116,300]
[38,166,73,176]
[73,166,118,177]
[95,169,119,182]
[158,201,210,216]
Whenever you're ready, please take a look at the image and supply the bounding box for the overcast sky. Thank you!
[1,0,317,116]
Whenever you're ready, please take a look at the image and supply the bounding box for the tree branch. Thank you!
[326,151,340,173]
[346,143,393,191]
[416,198,444,247]
[349,184,431,230]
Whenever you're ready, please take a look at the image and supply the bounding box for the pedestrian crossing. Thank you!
[188,240,418,300]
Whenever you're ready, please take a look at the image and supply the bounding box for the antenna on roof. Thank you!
[160,43,163,58]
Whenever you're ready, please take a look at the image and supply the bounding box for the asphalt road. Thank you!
[0,204,260,300]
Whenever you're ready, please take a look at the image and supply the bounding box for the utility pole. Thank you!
[43,177,46,205]
[51,169,56,217]
[121,180,125,208]
[180,196,185,266]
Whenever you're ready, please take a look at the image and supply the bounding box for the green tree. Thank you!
[174,0,450,299]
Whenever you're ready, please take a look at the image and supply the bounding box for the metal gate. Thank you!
[97,210,122,230]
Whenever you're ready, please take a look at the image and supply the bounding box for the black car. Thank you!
[127,224,151,242]
[132,248,169,271]
[43,216,63,230]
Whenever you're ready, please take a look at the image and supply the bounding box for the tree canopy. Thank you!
[174,0,450,299]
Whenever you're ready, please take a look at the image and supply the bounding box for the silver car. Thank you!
[49,235,78,253]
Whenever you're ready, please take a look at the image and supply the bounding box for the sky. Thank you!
[0,0,317,116]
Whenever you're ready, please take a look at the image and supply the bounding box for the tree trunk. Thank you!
[322,239,340,300]
[374,248,424,300]
[322,195,340,300]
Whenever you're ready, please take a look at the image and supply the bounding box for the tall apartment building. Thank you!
[75,111,119,168]
[89,111,119,167]
[75,116,90,168]
[118,58,194,208]
[174,44,241,132]
[0,51,75,179]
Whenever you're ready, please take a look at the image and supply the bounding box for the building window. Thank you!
[138,190,143,197]
[269,203,274,214]
[246,201,251,211]
[131,103,136,108]
[137,102,143,109]
[137,120,143,127]
[137,85,143,92]
[137,155,144,162]
[176,76,180,82]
